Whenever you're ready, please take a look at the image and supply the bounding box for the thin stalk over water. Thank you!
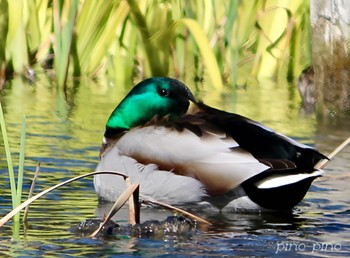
[15,116,26,216]
[0,102,17,210]
[0,102,26,229]
[23,162,41,226]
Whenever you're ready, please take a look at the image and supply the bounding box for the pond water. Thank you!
[0,75,349,257]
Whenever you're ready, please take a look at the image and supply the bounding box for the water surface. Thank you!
[0,76,349,257]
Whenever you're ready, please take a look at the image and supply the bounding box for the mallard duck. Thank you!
[94,77,327,211]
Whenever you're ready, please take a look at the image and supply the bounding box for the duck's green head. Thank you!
[105,77,196,138]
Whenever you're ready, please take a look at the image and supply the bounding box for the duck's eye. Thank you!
[158,88,170,97]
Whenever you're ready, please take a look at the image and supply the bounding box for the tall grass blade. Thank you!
[26,0,41,55]
[26,0,52,65]
[53,0,63,85]
[6,0,28,73]
[0,0,8,78]
[127,0,164,76]
[76,0,130,75]
[13,116,26,222]
[287,1,311,80]
[179,18,224,90]
[0,101,17,211]
[224,0,239,83]
[53,0,78,88]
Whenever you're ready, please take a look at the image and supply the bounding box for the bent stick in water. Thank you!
[0,171,128,227]
[315,136,350,170]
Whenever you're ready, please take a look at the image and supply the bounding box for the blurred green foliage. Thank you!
[0,0,311,89]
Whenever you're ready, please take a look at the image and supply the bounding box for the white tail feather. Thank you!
[257,170,324,189]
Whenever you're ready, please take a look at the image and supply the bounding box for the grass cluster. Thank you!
[0,0,311,89]
[0,102,26,225]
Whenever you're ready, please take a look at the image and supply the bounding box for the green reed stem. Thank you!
[15,116,26,221]
[127,0,164,76]
[0,102,17,210]
[53,0,78,89]
[0,102,26,224]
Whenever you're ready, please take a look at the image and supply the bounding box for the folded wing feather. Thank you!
[116,125,270,195]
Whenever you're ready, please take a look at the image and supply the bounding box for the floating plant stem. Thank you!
[142,199,211,225]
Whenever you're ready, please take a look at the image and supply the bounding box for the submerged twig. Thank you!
[0,171,128,227]
[315,136,350,170]
[23,162,41,225]
[142,199,211,225]
[125,177,140,225]
[90,182,140,237]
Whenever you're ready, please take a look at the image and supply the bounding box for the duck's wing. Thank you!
[194,102,327,171]
[95,145,207,204]
[113,118,270,195]
[188,103,328,209]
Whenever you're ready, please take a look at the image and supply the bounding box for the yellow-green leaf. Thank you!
[179,18,223,90]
